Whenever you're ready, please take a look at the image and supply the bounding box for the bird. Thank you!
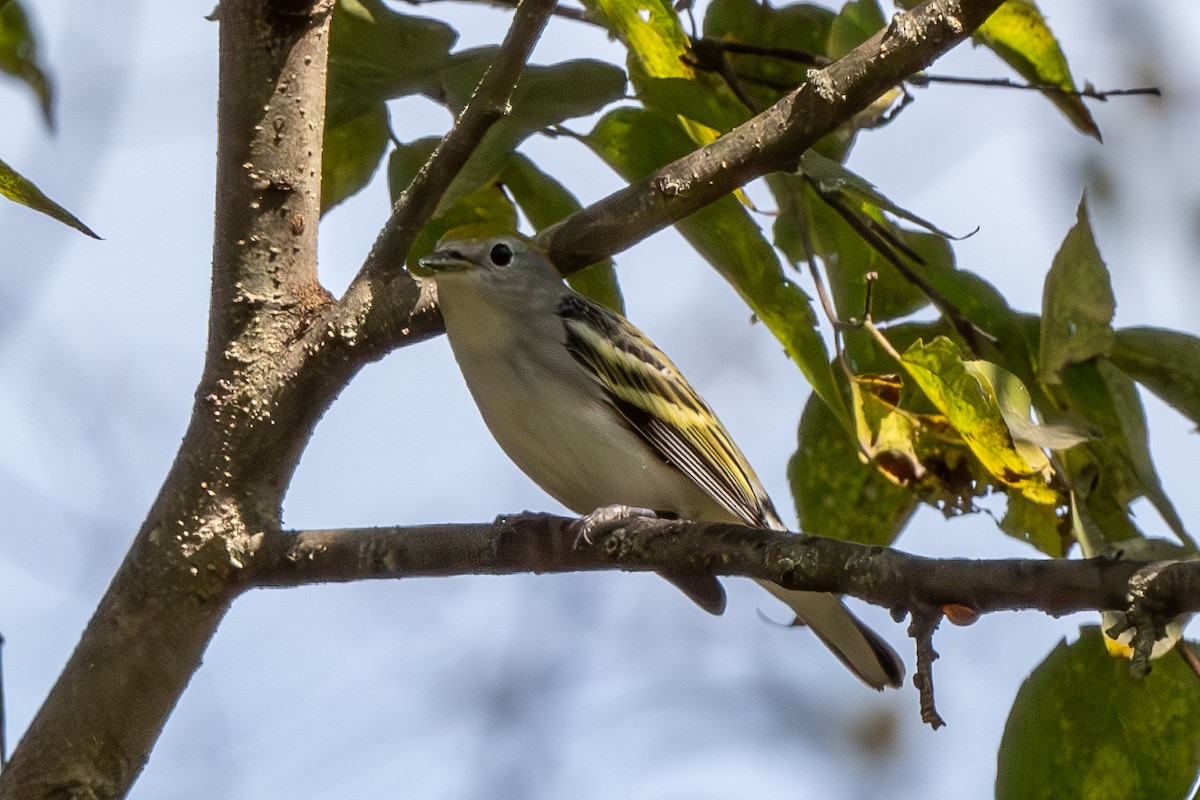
[417,233,905,690]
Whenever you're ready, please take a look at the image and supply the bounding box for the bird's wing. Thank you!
[557,292,784,530]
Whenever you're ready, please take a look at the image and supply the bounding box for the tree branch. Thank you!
[249,512,1200,725]
[251,514,1200,621]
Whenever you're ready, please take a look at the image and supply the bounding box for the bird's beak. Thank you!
[414,248,474,278]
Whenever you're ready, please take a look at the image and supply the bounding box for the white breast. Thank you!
[437,276,719,519]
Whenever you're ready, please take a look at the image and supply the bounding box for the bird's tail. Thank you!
[755,579,905,690]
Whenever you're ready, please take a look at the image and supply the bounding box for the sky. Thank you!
[2,1,1200,798]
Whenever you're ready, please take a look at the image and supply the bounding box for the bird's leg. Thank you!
[571,504,660,548]
[572,505,727,615]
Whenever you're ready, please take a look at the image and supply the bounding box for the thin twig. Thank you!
[909,610,945,729]
[1177,641,1200,680]
[692,37,831,68]
[911,73,1161,101]
[810,184,995,354]
[789,185,856,379]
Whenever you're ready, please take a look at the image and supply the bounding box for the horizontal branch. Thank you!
[250,514,1200,622]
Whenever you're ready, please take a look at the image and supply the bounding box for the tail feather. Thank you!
[755,579,905,690]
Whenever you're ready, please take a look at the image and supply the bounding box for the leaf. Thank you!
[790,388,917,545]
[850,368,993,515]
[587,0,691,79]
[974,0,1100,140]
[996,627,1200,800]
[497,154,624,313]
[434,51,626,213]
[1000,492,1065,556]
[1039,198,1115,383]
[387,137,439,199]
[897,336,1057,506]
[704,0,833,57]
[323,0,456,211]
[327,0,456,115]
[321,104,391,215]
[1057,361,1192,548]
[0,157,99,238]
[1110,327,1200,429]
[964,360,1090,450]
[0,0,52,127]
[586,107,848,427]
[827,0,885,60]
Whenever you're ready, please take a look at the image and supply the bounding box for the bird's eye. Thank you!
[489,243,514,266]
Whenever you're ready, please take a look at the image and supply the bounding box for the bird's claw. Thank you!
[572,504,659,548]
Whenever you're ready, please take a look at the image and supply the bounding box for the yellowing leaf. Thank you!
[964,360,1090,450]
[588,0,692,78]
[975,0,1100,140]
[898,336,1057,505]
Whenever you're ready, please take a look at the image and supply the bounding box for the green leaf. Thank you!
[704,0,833,55]
[586,107,848,427]
[0,0,52,127]
[791,389,917,545]
[324,0,455,212]
[898,336,1057,506]
[327,0,456,116]
[497,154,624,313]
[974,0,1100,140]
[1000,492,1065,556]
[1058,361,1192,549]
[1110,327,1200,429]
[434,51,626,213]
[1039,198,1115,383]
[827,0,885,60]
[996,627,1200,800]
[321,104,390,215]
[0,157,99,238]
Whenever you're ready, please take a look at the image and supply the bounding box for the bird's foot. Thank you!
[571,504,659,548]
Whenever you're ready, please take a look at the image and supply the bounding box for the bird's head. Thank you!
[416,234,560,295]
